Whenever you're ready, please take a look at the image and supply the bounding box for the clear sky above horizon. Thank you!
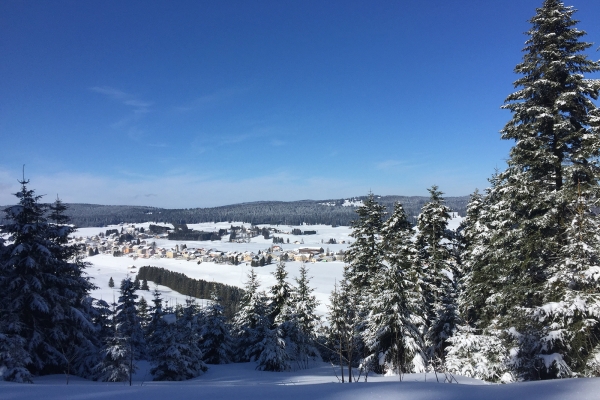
[1,0,599,208]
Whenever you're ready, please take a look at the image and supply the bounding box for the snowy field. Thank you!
[2,361,600,400]
[76,217,463,314]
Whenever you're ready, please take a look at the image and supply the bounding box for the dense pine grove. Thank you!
[2,0,600,386]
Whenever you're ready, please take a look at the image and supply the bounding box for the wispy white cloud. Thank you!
[90,86,127,98]
[90,86,153,114]
[90,86,153,141]
[375,159,422,171]
[147,142,168,148]
[173,86,251,113]
[190,125,282,152]
[219,132,262,145]
[270,139,285,147]
[126,127,145,141]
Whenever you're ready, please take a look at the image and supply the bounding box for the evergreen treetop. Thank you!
[502,0,600,190]
[345,192,386,290]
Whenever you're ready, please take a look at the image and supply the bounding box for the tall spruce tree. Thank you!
[0,180,97,380]
[415,186,456,366]
[199,289,234,364]
[232,269,269,362]
[291,264,320,338]
[464,0,600,380]
[446,189,515,383]
[146,288,167,366]
[114,277,145,359]
[268,260,292,326]
[97,328,131,383]
[326,271,362,382]
[98,277,144,383]
[363,202,426,375]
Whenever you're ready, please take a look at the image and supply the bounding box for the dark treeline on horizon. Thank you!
[0,195,469,228]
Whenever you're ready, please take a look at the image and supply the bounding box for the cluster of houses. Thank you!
[72,225,346,265]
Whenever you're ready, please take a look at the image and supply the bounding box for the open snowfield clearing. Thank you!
[2,362,599,400]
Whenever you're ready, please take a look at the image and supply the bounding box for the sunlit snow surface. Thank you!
[2,362,600,400]
[6,216,600,398]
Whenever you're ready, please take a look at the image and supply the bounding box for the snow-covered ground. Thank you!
[2,361,600,400]
[6,215,600,398]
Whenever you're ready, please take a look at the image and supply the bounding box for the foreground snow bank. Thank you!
[2,362,599,400]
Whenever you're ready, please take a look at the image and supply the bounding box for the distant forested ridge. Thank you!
[136,266,243,319]
[0,195,469,228]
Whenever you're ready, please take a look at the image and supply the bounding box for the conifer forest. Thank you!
[2,0,600,389]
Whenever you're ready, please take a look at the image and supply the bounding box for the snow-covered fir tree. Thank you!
[290,263,320,337]
[363,202,426,375]
[97,329,132,383]
[0,332,32,383]
[326,271,362,382]
[0,225,32,383]
[235,283,291,372]
[97,277,144,383]
[150,299,207,381]
[345,193,386,291]
[268,260,292,326]
[284,263,321,368]
[92,299,114,343]
[445,325,512,383]
[114,277,145,359]
[463,0,600,380]
[254,324,290,372]
[137,297,150,329]
[415,186,457,366]
[454,189,484,310]
[198,289,234,364]
[0,180,97,380]
[145,288,167,368]
[531,184,600,377]
[335,193,388,376]
[446,190,515,382]
[232,269,270,362]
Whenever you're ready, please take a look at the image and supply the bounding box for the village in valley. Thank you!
[73,222,349,268]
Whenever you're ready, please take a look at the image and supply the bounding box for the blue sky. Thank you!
[1,0,599,208]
